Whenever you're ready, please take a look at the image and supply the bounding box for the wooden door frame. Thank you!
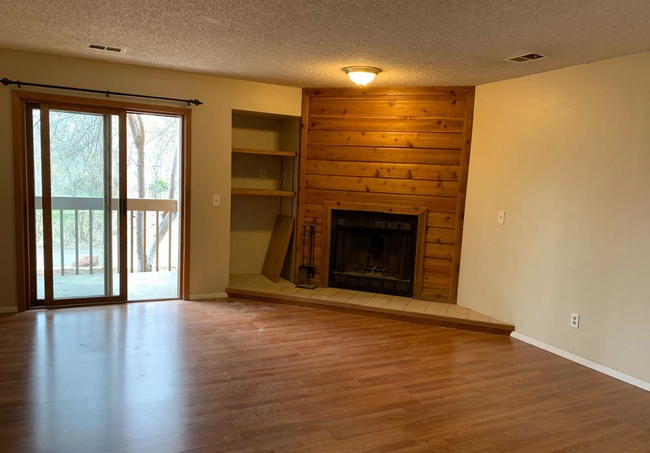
[320,201,427,299]
[12,90,192,310]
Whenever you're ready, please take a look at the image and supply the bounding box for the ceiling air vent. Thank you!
[507,53,546,63]
[88,44,124,53]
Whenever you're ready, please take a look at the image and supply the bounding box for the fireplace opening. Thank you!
[329,210,418,297]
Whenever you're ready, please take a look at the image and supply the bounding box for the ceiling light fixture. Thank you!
[342,66,382,86]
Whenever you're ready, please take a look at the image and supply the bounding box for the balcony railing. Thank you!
[35,197,178,276]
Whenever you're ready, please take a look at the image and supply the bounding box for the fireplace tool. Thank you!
[296,224,317,289]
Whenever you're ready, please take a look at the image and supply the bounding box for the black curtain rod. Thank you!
[1,77,203,106]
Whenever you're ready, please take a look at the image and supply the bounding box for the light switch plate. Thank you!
[212,194,220,207]
[497,210,506,225]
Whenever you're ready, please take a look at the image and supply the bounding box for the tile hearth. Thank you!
[226,274,514,335]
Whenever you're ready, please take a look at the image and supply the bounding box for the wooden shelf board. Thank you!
[231,188,295,197]
[232,147,296,157]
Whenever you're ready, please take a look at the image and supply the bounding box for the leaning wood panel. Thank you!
[308,116,464,133]
[307,146,461,165]
[305,189,458,213]
[306,175,459,198]
[262,216,295,283]
[309,98,466,117]
[306,160,460,181]
[308,130,464,149]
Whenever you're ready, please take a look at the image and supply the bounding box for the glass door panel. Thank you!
[32,105,126,305]
[126,112,181,300]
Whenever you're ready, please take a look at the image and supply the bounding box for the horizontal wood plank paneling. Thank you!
[309,116,464,133]
[304,204,324,218]
[424,257,453,274]
[297,86,475,303]
[306,175,458,198]
[420,289,451,301]
[302,218,323,233]
[304,86,473,97]
[308,130,464,149]
[423,274,451,288]
[308,146,461,165]
[305,189,457,213]
[306,161,460,181]
[426,228,456,245]
[309,98,465,117]
[425,243,455,260]
[427,212,456,229]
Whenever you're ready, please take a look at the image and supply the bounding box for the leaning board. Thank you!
[262,215,295,283]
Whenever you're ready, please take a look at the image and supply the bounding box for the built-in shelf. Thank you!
[232,147,297,158]
[231,188,295,197]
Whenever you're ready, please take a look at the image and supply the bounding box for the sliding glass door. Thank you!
[125,113,181,301]
[29,103,127,306]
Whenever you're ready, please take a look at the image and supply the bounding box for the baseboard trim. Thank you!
[189,293,228,301]
[0,307,19,314]
[511,331,650,392]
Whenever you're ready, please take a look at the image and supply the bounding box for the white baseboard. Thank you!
[511,331,650,392]
[189,293,228,301]
[0,307,18,314]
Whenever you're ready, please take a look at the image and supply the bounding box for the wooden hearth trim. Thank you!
[320,201,427,299]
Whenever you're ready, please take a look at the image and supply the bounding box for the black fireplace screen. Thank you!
[329,210,418,297]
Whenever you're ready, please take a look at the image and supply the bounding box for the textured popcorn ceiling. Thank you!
[2,0,650,87]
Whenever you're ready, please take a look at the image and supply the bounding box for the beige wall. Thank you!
[459,51,650,382]
[230,115,284,275]
[0,48,302,306]
[229,113,299,276]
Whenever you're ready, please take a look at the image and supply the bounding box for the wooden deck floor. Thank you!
[0,299,648,452]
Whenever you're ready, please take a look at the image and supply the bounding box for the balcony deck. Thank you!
[36,270,179,301]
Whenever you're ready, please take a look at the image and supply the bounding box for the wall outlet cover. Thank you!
[571,313,580,328]
[212,194,221,207]
[259,169,267,180]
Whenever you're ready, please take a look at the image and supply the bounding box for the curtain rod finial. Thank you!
[1,78,10,86]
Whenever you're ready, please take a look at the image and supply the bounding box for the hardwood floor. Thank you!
[0,300,648,452]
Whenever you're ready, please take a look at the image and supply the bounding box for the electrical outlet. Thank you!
[212,194,220,207]
[259,169,266,180]
[570,313,580,329]
[497,211,506,225]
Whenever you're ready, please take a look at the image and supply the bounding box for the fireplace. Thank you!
[328,210,418,297]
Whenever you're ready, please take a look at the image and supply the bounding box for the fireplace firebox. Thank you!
[328,210,418,297]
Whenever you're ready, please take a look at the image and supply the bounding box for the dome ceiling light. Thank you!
[342,66,382,86]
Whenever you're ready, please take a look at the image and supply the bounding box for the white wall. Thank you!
[0,48,302,307]
[458,51,650,382]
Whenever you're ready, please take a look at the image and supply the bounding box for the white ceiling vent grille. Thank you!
[507,53,546,63]
[89,44,124,53]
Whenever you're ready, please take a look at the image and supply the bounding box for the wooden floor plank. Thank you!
[0,300,648,452]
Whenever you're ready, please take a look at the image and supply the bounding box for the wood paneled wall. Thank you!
[295,86,475,303]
